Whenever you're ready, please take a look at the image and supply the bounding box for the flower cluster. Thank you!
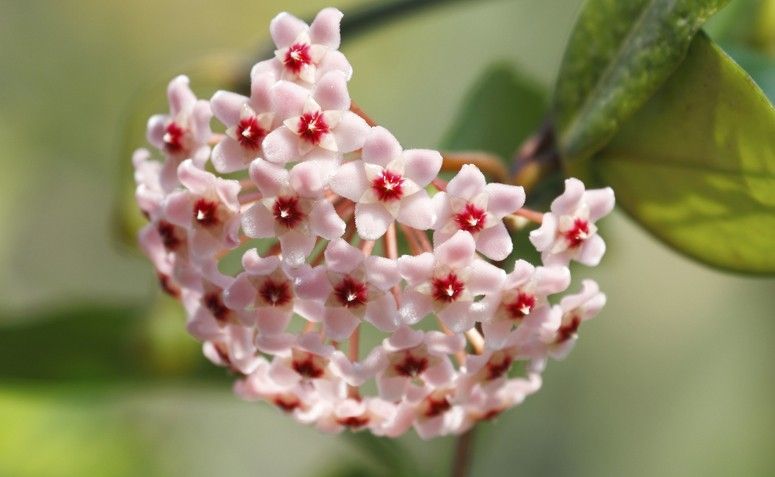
[132,8,615,439]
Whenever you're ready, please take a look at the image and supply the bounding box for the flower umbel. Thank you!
[132,8,615,439]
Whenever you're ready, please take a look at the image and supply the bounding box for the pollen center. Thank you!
[236,116,266,150]
[193,199,220,228]
[272,196,305,229]
[333,276,369,308]
[431,273,465,303]
[371,170,404,202]
[162,122,186,153]
[297,111,330,145]
[283,43,313,75]
[454,203,487,233]
[563,218,590,248]
[505,291,536,320]
[259,279,293,306]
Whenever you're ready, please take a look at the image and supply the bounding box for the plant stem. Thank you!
[451,427,477,477]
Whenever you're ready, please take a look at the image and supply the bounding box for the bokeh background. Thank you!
[1,0,773,476]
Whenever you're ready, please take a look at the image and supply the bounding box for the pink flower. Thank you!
[432,164,525,260]
[529,178,615,266]
[203,324,262,375]
[295,238,401,340]
[330,126,442,239]
[209,72,276,173]
[146,75,212,191]
[241,158,345,266]
[251,8,352,85]
[262,74,369,164]
[397,231,506,332]
[163,160,241,259]
[540,280,606,359]
[479,259,570,349]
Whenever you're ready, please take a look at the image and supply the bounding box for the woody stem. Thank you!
[451,428,477,477]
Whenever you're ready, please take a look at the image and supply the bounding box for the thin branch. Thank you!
[451,428,477,477]
[442,152,509,183]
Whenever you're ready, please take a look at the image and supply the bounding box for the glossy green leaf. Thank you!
[590,33,775,274]
[441,62,547,161]
[554,0,729,161]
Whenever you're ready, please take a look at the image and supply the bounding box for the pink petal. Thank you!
[481,320,514,350]
[534,266,571,295]
[364,256,400,290]
[362,126,402,167]
[270,12,308,49]
[256,307,293,335]
[385,325,424,350]
[241,248,280,275]
[355,202,393,240]
[146,114,166,150]
[210,90,246,127]
[586,187,616,221]
[577,234,606,266]
[435,231,476,268]
[280,229,315,266]
[424,359,455,387]
[296,266,333,301]
[438,301,473,332]
[313,70,350,111]
[212,137,250,173]
[403,149,442,187]
[250,72,275,112]
[249,158,289,197]
[398,289,433,325]
[529,213,557,252]
[318,50,352,81]
[484,183,525,218]
[163,191,194,228]
[190,100,213,144]
[324,238,363,273]
[309,200,345,240]
[167,75,196,116]
[270,80,309,121]
[446,164,486,200]
[430,191,452,230]
[189,229,223,258]
[309,7,343,49]
[262,127,299,164]
[289,159,336,197]
[365,293,399,332]
[467,260,506,294]
[397,253,434,285]
[333,112,370,153]
[241,204,275,238]
[324,308,360,340]
[330,160,369,201]
[397,191,435,230]
[475,222,513,261]
[177,159,212,195]
[551,178,585,215]
[377,375,409,402]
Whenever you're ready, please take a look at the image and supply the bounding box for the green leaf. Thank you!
[590,33,775,274]
[553,0,730,161]
[440,62,547,161]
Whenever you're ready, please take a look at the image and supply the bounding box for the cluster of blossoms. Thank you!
[133,8,614,439]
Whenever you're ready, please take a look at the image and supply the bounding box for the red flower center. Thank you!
[371,170,404,202]
[431,273,465,303]
[273,394,301,413]
[394,354,429,377]
[423,394,451,418]
[272,196,305,229]
[203,292,230,324]
[156,220,184,251]
[163,122,186,153]
[236,116,266,150]
[454,203,488,233]
[336,415,371,429]
[556,314,581,343]
[157,273,180,298]
[563,218,590,248]
[505,291,536,320]
[283,43,312,75]
[193,199,220,228]
[333,276,369,308]
[485,353,513,380]
[297,111,330,145]
[292,356,325,379]
[259,279,293,307]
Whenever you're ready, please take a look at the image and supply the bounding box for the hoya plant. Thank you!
[122,0,774,475]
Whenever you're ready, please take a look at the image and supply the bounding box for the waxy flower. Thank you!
[540,280,606,359]
[397,231,505,332]
[433,164,525,260]
[241,158,345,265]
[252,8,352,84]
[331,126,442,239]
[163,160,241,259]
[203,324,262,375]
[530,178,615,266]
[146,76,212,191]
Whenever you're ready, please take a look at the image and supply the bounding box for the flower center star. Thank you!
[193,199,220,227]
[371,170,405,202]
[296,111,330,145]
[454,203,487,233]
[259,279,293,306]
[333,276,369,308]
[162,122,186,153]
[505,291,536,320]
[236,116,266,150]
[203,292,230,324]
[485,352,513,380]
[563,218,590,248]
[156,220,183,251]
[292,355,325,379]
[431,273,465,303]
[394,354,429,377]
[283,43,312,75]
[272,196,305,229]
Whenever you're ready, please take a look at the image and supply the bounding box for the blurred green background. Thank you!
[0,0,773,476]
